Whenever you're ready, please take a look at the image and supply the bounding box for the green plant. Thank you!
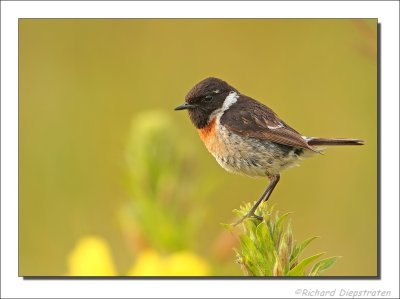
[227,201,340,276]
[121,110,212,253]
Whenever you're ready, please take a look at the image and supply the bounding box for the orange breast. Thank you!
[198,117,216,140]
[197,117,218,149]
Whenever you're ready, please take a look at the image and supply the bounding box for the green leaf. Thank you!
[256,222,276,256]
[290,236,319,267]
[276,212,292,231]
[285,221,293,253]
[255,222,267,252]
[254,222,275,275]
[239,234,256,255]
[278,233,290,274]
[243,218,258,241]
[238,234,266,276]
[309,256,341,276]
[287,252,325,276]
[273,212,292,244]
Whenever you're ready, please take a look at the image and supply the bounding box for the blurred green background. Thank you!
[19,19,377,276]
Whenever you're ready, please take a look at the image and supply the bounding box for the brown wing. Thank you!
[220,95,316,151]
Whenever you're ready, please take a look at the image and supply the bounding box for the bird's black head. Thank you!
[174,77,238,129]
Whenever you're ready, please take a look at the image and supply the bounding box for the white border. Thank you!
[1,1,399,298]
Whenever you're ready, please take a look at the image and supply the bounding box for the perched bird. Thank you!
[174,77,364,225]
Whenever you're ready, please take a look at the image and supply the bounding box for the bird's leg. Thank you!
[233,174,280,226]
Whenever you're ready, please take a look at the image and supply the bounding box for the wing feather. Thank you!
[220,95,316,151]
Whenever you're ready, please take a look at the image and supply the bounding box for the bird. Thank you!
[174,77,364,225]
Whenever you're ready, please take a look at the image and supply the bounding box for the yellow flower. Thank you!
[67,236,117,276]
[165,251,211,276]
[128,249,210,276]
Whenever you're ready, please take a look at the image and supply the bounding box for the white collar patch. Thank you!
[221,91,239,112]
[208,91,239,124]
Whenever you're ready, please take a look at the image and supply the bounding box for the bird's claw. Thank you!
[233,212,263,226]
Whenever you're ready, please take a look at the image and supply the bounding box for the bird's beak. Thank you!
[174,103,197,111]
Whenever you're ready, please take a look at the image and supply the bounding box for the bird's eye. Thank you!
[203,95,213,101]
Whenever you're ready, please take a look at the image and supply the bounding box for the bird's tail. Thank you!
[306,137,364,146]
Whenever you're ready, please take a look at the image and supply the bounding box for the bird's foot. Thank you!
[233,212,263,226]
